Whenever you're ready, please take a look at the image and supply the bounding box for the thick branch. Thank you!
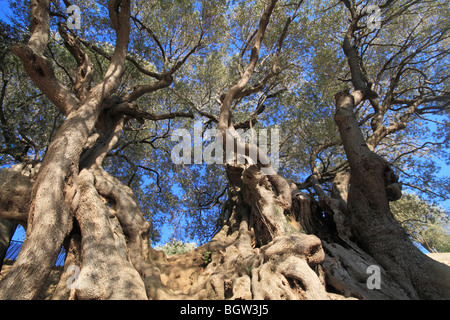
[58,24,93,101]
[218,0,278,130]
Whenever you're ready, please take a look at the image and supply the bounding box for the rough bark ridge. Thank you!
[0,163,36,272]
[132,163,329,300]
[334,90,450,299]
[1,157,435,300]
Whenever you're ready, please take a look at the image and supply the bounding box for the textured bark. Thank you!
[0,164,33,224]
[1,0,448,302]
[50,233,81,300]
[1,153,447,300]
[334,90,450,300]
[139,165,330,300]
[322,241,409,299]
[0,0,131,300]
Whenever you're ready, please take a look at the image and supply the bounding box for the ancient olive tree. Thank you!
[0,0,449,300]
